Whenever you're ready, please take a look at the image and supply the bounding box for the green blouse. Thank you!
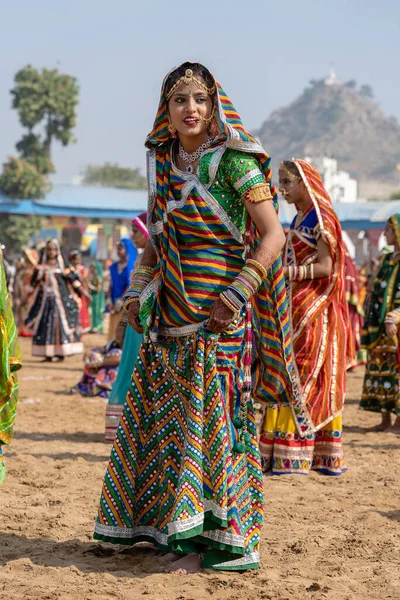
[198,148,272,233]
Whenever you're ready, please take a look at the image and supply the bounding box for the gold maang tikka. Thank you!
[280,161,300,181]
[166,68,215,101]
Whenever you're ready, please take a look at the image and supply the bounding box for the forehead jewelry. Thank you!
[166,68,215,101]
[280,161,300,181]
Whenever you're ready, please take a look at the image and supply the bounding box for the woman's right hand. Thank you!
[385,322,397,339]
[127,299,143,333]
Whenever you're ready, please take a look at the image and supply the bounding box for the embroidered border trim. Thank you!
[233,169,262,192]
[215,551,260,568]
[157,321,206,338]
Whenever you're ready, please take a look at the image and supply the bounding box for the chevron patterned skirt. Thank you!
[94,321,264,570]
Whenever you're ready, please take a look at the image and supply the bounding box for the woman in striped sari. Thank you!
[260,160,352,476]
[93,62,299,573]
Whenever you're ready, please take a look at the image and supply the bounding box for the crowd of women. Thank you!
[1,61,399,575]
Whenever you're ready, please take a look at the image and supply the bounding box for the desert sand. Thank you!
[0,334,399,600]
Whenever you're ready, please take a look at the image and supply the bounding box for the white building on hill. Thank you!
[306,156,358,203]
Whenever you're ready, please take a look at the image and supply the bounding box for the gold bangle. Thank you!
[246,258,268,280]
[219,292,239,314]
[123,297,139,312]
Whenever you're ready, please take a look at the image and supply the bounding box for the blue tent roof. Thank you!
[0,184,147,218]
[0,184,396,228]
[278,200,390,229]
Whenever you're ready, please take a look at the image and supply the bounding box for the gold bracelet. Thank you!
[123,296,139,312]
[246,258,268,280]
[137,265,154,274]
[219,292,240,314]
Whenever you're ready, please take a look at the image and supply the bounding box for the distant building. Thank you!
[324,67,341,86]
[305,156,358,203]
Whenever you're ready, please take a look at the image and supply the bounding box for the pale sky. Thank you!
[0,0,399,182]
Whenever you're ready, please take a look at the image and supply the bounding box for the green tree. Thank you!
[0,215,44,252]
[16,134,54,175]
[0,156,49,199]
[359,84,374,99]
[0,65,79,200]
[390,190,400,200]
[82,163,147,190]
[11,66,79,154]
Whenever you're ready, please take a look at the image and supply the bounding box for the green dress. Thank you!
[361,247,400,415]
[89,261,105,333]
[0,256,22,484]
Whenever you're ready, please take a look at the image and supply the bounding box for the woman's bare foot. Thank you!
[165,554,202,574]
[387,417,400,434]
[367,414,391,432]
[158,552,180,564]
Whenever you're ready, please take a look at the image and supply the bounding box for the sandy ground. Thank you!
[0,334,399,600]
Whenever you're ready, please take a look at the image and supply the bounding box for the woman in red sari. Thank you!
[344,248,365,369]
[260,159,352,476]
[69,250,92,334]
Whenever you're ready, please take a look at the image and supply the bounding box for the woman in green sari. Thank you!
[361,214,400,433]
[0,248,22,485]
[89,261,105,333]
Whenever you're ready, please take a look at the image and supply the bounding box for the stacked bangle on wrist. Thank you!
[287,264,315,281]
[220,258,268,312]
[123,265,154,311]
[220,291,241,313]
[246,258,268,281]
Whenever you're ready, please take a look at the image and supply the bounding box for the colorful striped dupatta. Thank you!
[284,160,351,432]
[144,64,303,426]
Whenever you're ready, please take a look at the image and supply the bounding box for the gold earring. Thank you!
[167,115,176,134]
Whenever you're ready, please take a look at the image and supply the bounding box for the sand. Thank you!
[0,335,399,600]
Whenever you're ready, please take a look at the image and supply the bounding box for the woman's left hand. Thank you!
[207,297,236,334]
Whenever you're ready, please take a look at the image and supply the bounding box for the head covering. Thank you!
[38,239,67,271]
[145,62,276,201]
[132,212,149,239]
[118,238,137,274]
[292,159,338,235]
[109,238,137,302]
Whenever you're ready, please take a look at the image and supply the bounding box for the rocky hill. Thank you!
[254,75,400,183]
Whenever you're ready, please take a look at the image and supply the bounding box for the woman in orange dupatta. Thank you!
[260,159,353,476]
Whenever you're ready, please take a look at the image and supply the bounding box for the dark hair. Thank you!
[281,160,301,179]
[164,62,215,100]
